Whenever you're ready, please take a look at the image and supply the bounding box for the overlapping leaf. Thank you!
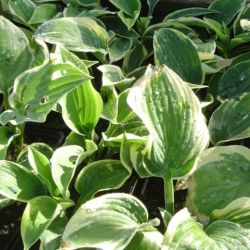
[0,15,33,93]
[209,93,250,144]
[187,146,250,220]
[61,193,159,250]
[34,17,109,53]
[154,28,203,85]
[127,65,209,178]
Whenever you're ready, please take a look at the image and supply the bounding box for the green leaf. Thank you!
[102,16,139,39]
[233,3,250,34]
[51,144,97,198]
[209,93,250,144]
[108,37,132,62]
[28,147,58,196]
[218,60,250,100]
[127,65,209,178]
[154,28,203,85]
[0,126,17,160]
[0,160,46,201]
[34,17,109,54]
[208,0,246,25]
[101,86,118,122]
[98,64,135,87]
[0,60,91,125]
[209,197,250,227]
[162,207,250,250]
[109,0,141,29]
[58,48,103,136]
[147,0,159,15]
[0,16,33,93]
[123,41,147,74]
[17,142,53,169]
[125,230,163,250]
[39,214,68,250]
[29,4,58,24]
[187,146,250,221]
[75,160,131,204]
[21,196,62,250]
[164,7,220,20]
[8,0,36,25]
[231,32,250,49]
[61,193,158,250]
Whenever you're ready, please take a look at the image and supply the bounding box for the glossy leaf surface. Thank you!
[0,161,46,201]
[34,17,109,53]
[75,160,131,204]
[154,28,203,85]
[21,196,61,250]
[127,65,209,178]
[187,146,250,220]
[62,193,157,250]
[209,94,250,144]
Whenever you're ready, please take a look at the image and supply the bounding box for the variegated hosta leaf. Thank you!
[207,0,246,25]
[61,193,160,250]
[218,60,250,100]
[154,28,203,85]
[109,0,141,29]
[187,146,250,221]
[0,60,91,125]
[34,17,109,54]
[51,144,97,198]
[58,48,103,136]
[21,196,62,250]
[209,93,250,145]
[125,230,163,250]
[0,15,33,93]
[127,65,209,179]
[75,160,131,204]
[0,160,46,201]
[162,203,250,250]
[0,126,17,160]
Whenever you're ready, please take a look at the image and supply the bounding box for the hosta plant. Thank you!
[0,0,250,249]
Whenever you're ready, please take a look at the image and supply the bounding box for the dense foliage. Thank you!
[0,0,250,249]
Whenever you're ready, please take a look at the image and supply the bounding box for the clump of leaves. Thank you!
[1,0,250,249]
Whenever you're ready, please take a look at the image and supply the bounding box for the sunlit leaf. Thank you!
[34,17,109,53]
[209,93,250,144]
[0,16,33,93]
[21,196,61,250]
[61,193,159,250]
[75,160,131,204]
[0,160,46,201]
[127,65,209,178]
[187,146,250,221]
[154,28,203,85]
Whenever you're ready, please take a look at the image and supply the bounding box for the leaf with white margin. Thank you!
[21,196,62,250]
[0,126,18,160]
[209,93,250,145]
[125,230,163,250]
[154,28,203,85]
[187,146,250,222]
[51,144,97,198]
[34,17,109,54]
[61,193,159,250]
[0,60,91,125]
[98,64,135,87]
[58,48,103,136]
[75,160,131,204]
[0,160,46,201]
[127,65,209,179]
[0,16,33,93]
[162,205,250,250]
